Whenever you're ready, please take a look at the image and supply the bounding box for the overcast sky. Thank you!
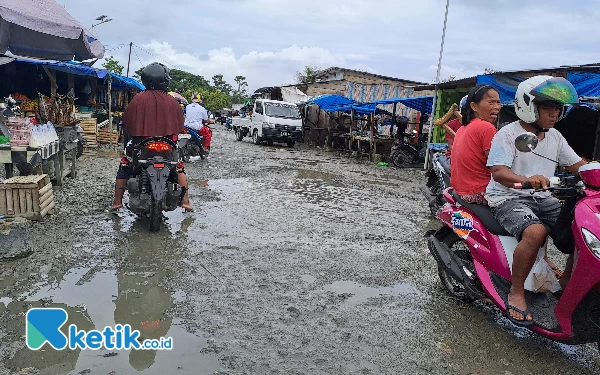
[65,0,600,92]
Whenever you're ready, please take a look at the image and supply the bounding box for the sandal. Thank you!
[504,301,535,327]
[182,205,194,213]
[107,205,122,214]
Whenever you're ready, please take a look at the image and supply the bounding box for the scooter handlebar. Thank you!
[513,181,533,190]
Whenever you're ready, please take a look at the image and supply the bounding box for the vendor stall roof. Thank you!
[310,94,434,115]
[0,0,105,61]
[111,73,145,91]
[12,56,109,78]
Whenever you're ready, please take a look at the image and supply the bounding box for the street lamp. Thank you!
[91,15,112,35]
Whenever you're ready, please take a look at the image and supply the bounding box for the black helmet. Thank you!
[141,62,170,91]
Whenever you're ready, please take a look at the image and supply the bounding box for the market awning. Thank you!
[12,56,109,78]
[0,0,105,61]
[311,95,434,115]
[111,73,145,91]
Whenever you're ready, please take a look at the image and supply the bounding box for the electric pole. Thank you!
[126,42,133,77]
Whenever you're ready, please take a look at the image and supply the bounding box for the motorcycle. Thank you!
[427,132,600,346]
[177,126,208,162]
[124,136,184,232]
[390,130,428,168]
[419,151,451,216]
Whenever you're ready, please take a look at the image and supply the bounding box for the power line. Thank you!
[133,43,181,70]
[132,46,144,72]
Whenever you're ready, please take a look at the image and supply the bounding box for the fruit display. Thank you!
[11,93,30,102]
[20,100,38,111]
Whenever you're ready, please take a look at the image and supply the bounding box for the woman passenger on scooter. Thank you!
[450,85,500,204]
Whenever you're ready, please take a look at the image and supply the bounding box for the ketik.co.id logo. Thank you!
[26,308,173,351]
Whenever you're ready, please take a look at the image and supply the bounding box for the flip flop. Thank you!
[107,205,122,215]
[505,303,535,327]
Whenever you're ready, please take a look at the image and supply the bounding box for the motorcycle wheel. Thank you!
[391,149,415,168]
[438,233,476,302]
[179,145,191,163]
[149,196,162,232]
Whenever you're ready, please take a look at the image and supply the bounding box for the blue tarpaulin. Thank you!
[15,56,108,78]
[309,94,434,115]
[12,57,144,90]
[476,74,524,104]
[567,71,600,98]
[110,73,145,91]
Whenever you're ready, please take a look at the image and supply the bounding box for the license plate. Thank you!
[281,132,290,137]
[179,134,192,139]
[153,163,165,168]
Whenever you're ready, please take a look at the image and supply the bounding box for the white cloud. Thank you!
[120,41,374,91]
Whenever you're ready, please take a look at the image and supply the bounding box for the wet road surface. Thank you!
[1,127,599,374]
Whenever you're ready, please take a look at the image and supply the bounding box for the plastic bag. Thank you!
[532,254,561,293]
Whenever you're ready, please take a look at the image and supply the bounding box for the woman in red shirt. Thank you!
[450,85,500,204]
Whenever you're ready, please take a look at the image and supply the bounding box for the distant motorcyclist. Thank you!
[184,94,214,153]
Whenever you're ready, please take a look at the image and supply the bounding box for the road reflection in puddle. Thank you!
[5,265,220,375]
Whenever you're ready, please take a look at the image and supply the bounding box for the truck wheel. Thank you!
[267,140,273,146]
[236,129,244,141]
[252,130,262,145]
[287,141,295,148]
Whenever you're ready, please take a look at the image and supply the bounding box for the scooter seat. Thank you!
[450,190,511,236]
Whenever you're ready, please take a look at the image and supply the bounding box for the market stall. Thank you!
[0,57,144,182]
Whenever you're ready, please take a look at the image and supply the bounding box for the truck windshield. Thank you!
[264,103,300,119]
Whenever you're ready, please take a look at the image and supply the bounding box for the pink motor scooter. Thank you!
[428,132,600,345]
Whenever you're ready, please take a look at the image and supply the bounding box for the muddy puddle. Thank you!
[2,264,220,374]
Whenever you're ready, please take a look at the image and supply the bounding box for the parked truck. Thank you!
[232,99,302,147]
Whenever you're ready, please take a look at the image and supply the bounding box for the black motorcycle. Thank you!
[390,131,428,168]
[177,127,208,162]
[419,151,451,216]
[125,137,184,231]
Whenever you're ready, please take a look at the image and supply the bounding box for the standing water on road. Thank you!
[1,127,598,374]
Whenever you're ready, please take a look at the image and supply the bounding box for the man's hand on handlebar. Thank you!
[524,175,550,190]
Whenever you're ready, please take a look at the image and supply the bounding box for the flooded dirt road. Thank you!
[1,127,599,374]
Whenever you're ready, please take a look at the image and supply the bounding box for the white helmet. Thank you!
[458,95,468,112]
[514,75,579,124]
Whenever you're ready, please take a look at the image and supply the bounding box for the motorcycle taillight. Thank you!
[146,142,171,152]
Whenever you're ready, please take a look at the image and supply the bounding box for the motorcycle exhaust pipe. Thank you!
[428,235,464,284]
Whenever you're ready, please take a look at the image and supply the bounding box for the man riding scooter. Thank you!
[486,76,587,325]
[184,94,214,154]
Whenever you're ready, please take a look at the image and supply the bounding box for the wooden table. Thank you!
[0,142,59,180]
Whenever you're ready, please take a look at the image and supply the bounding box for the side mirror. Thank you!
[515,132,538,153]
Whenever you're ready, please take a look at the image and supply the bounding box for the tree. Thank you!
[102,56,124,75]
[133,68,144,82]
[438,75,456,83]
[233,75,249,104]
[203,90,231,112]
[295,66,321,84]
[211,74,233,96]
[483,68,497,75]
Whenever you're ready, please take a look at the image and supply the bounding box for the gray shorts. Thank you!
[491,197,562,241]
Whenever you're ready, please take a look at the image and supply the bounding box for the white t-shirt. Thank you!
[485,121,582,207]
[184,103,208,130]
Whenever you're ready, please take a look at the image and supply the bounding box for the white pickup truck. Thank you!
[232,99,302,147]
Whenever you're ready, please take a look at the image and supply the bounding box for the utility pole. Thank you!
[126,42,133,77]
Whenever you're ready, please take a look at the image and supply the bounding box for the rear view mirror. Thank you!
[515,132,538,153]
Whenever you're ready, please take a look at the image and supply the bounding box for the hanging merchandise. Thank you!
[38,90,77,125]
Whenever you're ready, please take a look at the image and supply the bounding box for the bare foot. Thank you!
[110,203,123,211]
[182,204,194,212]
[507,291,532,322]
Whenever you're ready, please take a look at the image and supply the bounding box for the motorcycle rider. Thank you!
[485,76,587,325]
[185,94,214,153]
[110,62,193,213]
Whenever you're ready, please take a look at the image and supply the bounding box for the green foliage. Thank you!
[212,74,233,96]
[169,69,212,100]
[102,56,124,75]
[133,68,144,82]
[203,90,231,112]
[232,75,249,104]
[295,66,321,84]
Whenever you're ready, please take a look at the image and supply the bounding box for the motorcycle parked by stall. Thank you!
[427,132,600,347]
[124,136,184,232]
[390,130,428,168]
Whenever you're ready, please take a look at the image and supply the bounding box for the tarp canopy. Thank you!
[477,72,600,104]
[13,56,108,78]
[111,73,145,91]
[310,94,434,115]
[0,0,105,61]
